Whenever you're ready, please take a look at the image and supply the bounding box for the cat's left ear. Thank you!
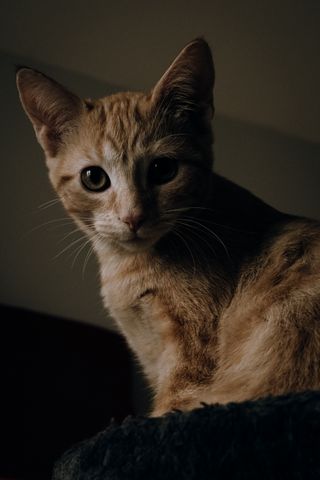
[151,38,215,125]
[16,68,83,157]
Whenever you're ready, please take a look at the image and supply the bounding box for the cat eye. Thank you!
[148,157,178,185]
[80,166,111,192]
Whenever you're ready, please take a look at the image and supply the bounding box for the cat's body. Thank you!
[97,177,320,415]
[16,39,320,416]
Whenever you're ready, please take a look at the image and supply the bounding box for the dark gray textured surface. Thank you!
[53,391,320,480]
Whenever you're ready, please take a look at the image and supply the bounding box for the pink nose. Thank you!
[121,213,145,233]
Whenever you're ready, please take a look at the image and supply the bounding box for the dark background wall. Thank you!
[2,1,319,143]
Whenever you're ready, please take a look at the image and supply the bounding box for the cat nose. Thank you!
[121,213,145,233]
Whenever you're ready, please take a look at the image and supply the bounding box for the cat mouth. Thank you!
[97,223,172,252]
[119,226,168,251]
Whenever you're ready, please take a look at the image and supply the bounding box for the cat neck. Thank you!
[205,173,288,269]
[210,173,285,231]
[155,173,287,271]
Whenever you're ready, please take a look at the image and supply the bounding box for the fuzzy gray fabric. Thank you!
[53,391,320,479]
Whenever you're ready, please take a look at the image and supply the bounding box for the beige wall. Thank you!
[1,51,320,330]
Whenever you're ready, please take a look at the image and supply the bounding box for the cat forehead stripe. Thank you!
[103,141,119,161]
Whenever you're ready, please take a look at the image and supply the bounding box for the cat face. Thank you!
[17,38,215,252]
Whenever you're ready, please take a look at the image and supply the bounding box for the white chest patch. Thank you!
[97,247,177,387]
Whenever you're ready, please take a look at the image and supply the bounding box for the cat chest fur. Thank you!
[98,249,221,387]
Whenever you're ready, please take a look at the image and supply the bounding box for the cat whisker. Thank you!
[58,227,88,244]
[71,236,93,269]
[92,233,106,250]
[174,221,221,268]
[165,207,256,234]
[164,207,193,215]
[54,234,88,260]
[37,198,61,210]
[24,217,77,238]
[174,219,218,260]
[173,230,197,276]
[82,243,96,278]
[179,217,231,259]
[162,220,197,275]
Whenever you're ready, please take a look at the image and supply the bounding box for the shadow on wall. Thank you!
[1,50,320,331]
[214,116,320,220]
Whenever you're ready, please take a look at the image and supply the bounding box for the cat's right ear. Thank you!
[16,68,83,157]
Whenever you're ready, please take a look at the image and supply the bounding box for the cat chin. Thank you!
[118,236,156,253]
[93,230,160,254]
[115,225,172,253]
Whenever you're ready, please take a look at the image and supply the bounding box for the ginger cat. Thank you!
[16,39,320,416]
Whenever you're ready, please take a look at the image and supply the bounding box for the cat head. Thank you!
[16,38,215,253]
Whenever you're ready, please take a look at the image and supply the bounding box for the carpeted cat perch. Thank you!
[53,391,320,479]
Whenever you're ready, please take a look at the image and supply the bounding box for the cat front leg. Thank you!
[151,364,216,416]
[152,396,203,417]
